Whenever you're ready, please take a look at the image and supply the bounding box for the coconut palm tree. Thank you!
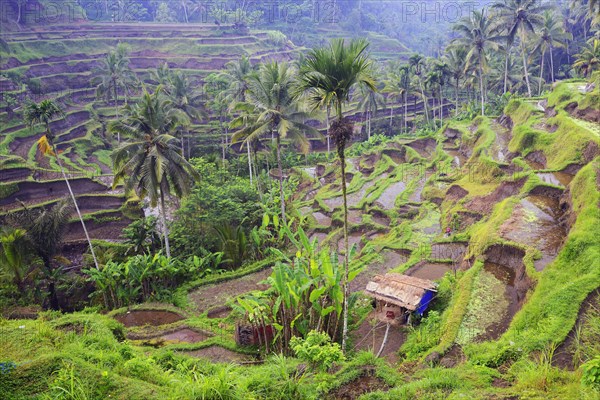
[232,61,318,225]
[532,10,572,93]
[356,83,385,140]
[92,45,137,142]
[24,100,100,271]
[452,9,503,115]
[445,46,468,116]
[408,54,430,123]
[492,0,548,97]
[163,70,206,158]
[220,56,255,104]
[110,88,200,258]
[296,38,376,352]
[573,38,600,77]
[383,62,410,133]
[6,200,72,310]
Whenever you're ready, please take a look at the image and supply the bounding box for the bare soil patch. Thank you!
[114,310,185,327]
[405,261,454,280]
[327,371,390,400]
[184,345,251,363]
[350,249,410,293]
[207,306,232,319]
[189,267,272,313]
[351,312,406,363]
[467,178,526,214]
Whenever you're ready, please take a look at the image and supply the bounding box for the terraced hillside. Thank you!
[0,73,598,398]
[0,22,304,250]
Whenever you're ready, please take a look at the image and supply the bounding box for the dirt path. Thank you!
[189,267,273,313]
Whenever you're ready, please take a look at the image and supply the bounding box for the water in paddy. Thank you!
[406,262,453,280]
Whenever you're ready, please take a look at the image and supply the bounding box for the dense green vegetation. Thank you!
[1,0,599,398]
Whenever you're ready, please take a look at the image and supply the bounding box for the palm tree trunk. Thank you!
[455,78,459,117]
[538,49,545,96]
[339,144,350,353]
[404,92,408,133]
[368,111,371,140]
[439,86,443,126]
[326,106,331,154]
[114,84,120,143]
[503,47,510,94]
[247,141,253,185]
[520,32,532,97]
[389,103,393,128]
[51,143,99,271]
[159,188,171,258]
[550,46,555,83]
[182,0,189,23]
[275,133,287,225]
[419,81,430,123]
[479,63,485,116]
[181,129,186,158]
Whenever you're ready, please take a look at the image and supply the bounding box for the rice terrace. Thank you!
[0,0,599,399]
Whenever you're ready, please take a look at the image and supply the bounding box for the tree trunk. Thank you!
[326,106,331,154]
[181,129,186,158]
[182,0,189,23]
[43,257,59,310]
[439,86,443,126]
[339,144,349,353]
[538,49,545,96]
[479,62,485,116]
[503,47,510,94]
[247,141,253,185]
[367,111,371,140]
[455,77,459,117]
[550,46,555,83]
[275,134,287,225]
[114,84,120,142]
[404,92,408,133]
[159,188,171,258]
[389,103,393,128]
[419,81,429,123]
[521,32,532,97]
[51,143,99,271]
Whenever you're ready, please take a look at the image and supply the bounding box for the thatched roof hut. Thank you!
[365,273,437,318]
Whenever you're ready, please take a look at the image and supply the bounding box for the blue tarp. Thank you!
[416,290,436,316]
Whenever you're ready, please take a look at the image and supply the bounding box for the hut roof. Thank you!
[365,273,437,311]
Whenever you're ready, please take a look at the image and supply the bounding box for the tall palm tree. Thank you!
[6,200,72,310]
[110,88,200,258]
[232,62,318,225]
[163,70,206,158]
[532,10,572,93]
[445,46,468,116]
[573,38,600,77]
[92,45,137,142]
[220,56,255,103]
[24,100,100,271]
[408,54,430,123]
[219,56,255,172]
[383,62,410,133]
[429,61,450,125]
[356,82,385,140]
[452,9,503,115]
[492,0,548,97]
[296,38,376,352]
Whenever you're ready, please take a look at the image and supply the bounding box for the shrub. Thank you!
[582,356,600,390]
[290,330,345,371]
